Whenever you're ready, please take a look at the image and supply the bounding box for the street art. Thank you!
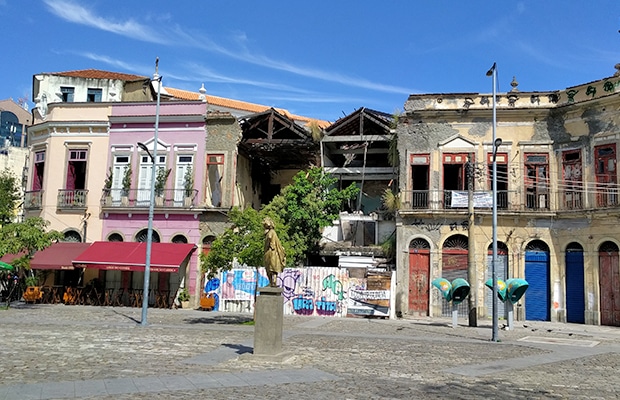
[205,266,392,318]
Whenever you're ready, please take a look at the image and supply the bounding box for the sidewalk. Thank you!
[1,304,619,399]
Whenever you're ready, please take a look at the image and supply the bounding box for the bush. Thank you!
[178,288,190,301]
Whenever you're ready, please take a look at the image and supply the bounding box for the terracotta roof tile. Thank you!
[48,69,148,82]
[164,86,329,128]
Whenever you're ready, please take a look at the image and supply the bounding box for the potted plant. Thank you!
[178,287,190,308]
[121,165,132,206]
[154,167,171,206]
[103,167,113,205]
[183,166,194,207]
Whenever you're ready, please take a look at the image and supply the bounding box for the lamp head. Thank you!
[494,138,503,148]
[486,62,497,77]
[137,142,148,152]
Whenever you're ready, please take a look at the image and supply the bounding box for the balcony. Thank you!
[400,187,620,216]
[24,190,43,210]
[401,189,541,214]
[100,188,199,210]
[57,189,88,210]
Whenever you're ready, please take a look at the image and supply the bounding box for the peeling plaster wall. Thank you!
[394,80,620,325]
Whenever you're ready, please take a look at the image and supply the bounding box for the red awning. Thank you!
[0,251,25,264]
[72,242,196,272]
[31,242,93,270]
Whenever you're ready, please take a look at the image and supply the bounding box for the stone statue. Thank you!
[263,217,286,286]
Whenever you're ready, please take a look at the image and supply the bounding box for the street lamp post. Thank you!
[140,58,162,326]
[486,62,500,342]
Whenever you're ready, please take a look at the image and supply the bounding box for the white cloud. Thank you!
[44,0,412,96]
[43,0,170,44]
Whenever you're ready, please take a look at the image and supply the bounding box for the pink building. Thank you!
[98,101,207,303]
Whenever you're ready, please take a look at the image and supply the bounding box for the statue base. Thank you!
[253,286,284,356]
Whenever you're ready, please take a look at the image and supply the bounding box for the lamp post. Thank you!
[140,58,162,326]
[486,62,500,342]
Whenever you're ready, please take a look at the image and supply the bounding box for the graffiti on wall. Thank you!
[204,266,391,318]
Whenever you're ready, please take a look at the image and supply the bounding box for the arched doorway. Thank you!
[442,234,468,317]
[486,241,508,319]
[565,242,585,324]
[408,238,430,316]
[525,240,550,321]
[599,241,620,326]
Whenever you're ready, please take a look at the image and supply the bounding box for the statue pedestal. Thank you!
[254,286,283,356]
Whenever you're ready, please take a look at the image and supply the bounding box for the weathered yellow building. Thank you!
[395,70,620,326]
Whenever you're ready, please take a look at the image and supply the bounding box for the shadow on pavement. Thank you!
[222,343,253,354]
[184,315,254,325]
[112,309,141,324]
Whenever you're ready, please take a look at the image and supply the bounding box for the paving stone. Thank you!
[1,304,620,399]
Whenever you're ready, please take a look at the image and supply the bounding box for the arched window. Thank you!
[171,234,188,244]
[63,230,82,242]
[135,229,160,243]
[107,233,124,242]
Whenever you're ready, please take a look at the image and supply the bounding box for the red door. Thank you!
[599,249,620,326]
[408,249,430,316]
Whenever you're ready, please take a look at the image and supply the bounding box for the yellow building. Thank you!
[395,71,620,326]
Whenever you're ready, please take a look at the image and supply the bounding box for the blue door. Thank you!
[565,250,585,323]
[525,250,550,320]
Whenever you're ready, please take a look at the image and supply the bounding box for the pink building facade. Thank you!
[101,101,207,300]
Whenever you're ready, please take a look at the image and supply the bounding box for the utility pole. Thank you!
[467,153,477,327]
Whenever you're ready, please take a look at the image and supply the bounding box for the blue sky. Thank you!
[2,1,620,122]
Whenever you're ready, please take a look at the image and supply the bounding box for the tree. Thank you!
[0,217,63,267]
[0,168,21,226]
[200,167,358,277]
[264,167,358,263]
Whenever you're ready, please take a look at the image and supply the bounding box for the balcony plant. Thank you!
[103,167,113,205]
[183,166,194,207]
[154,167,171,206]
[121,165,132,206]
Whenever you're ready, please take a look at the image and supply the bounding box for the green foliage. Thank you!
[25,275,38,287]
[122,166,132,195]
[200,206,269,278]
[0,217,63,261]
[381,188,401,213]
[265,167,359,262]
[0,168,20,226]
[184,166,194,196]
[154,167,171,197]
[201,167,359,277]
[104,167,113,191]
[380,232,396,262]
[178,287,190,301]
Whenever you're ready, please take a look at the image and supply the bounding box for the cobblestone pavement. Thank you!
[1,303,620,399]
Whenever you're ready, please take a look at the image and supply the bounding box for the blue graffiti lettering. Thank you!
[292,295,314,315]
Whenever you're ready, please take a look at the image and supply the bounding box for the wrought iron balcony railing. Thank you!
[100,188,199,209]
[400,187,620,213]
[24,190,43,210]
[57,189,88,209]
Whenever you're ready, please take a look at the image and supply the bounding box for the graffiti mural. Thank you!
[205,266,392,318]
[282,267,348,317]
[205,267,269,312]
